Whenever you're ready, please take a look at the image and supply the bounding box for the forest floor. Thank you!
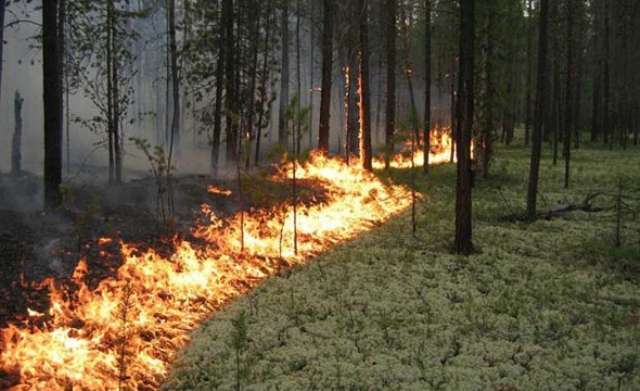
[165,140,640,391]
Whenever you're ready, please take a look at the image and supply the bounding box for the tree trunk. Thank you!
[0,0,4,105]
[345,49,359,159]
[358,0,372,171]
[12,91,24,175]
[318,0,334,152]
[564,0,575,189]
[526,0,549,220]
[168,0,180,159]
[223,0,238,162]
[454,0,474,255]
[111,0,122,184]
[423,0,431,173]
[384,0,397,169]
[278,0,290,150]
[524,0,534,147]
[43,0,63,209]
[212,5,225,174]
[603,0,610,145]
[245,0,261,168]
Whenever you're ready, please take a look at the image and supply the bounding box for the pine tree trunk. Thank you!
[384,0,397,169]
[0,0,5,106]
[12,91,24,176]
[43,0,63,209]
[526,0,550,220]
[212,5,225,174]
[358,0,372,171]
[564,0,575,189]
[318,0,334,152]
[454,0,474,254]
[278,0,290,150]
[168,0,180,158]
[524,0,534,147]
[223,0,238,162]
[423,0,431,173]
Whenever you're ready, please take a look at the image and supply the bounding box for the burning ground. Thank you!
[0,150,416,390]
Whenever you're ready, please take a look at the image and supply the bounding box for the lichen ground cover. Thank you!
[165,143,640,391]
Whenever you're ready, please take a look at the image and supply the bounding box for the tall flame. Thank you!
[373,127,455,169]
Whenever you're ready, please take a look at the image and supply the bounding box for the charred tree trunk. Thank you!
[454,0,474,255]
[384,0,397,169]
[278,0,290,150]
[318,0,334,152]
[345,50,359,159]
[43,0,63,208]
[423,0,431,173]
[602,0,611,145]
[246,0,261,168]
[358,0,372,171]
[526,0,550,220]
[11,91,24,176]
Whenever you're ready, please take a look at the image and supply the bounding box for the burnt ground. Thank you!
[0,169,329,328]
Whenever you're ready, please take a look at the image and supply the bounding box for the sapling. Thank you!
[228,310,249,391]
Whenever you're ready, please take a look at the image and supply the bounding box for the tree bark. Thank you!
[384,0,397,169]
[526,0,550,220]
[454,0,474,255]
[12,91,24,175]
[564,0,575,189]
[0,0,5,106]
[278,0,290,150]
[168,0,180,159]
[524,0,534,147]
[223,0,238,162]
[423,0,431,173]
[318,0,334,152]
[212,3,225,173]
[358,0,372,171]
[43,0,63,209]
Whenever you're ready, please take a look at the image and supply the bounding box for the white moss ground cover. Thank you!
[164,144,640,391]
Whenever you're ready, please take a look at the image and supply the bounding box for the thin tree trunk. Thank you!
[246,0,261,168]
[454,0,474,254]
[318,0,335,152]
[168,0,180,161]
[278,0,290,149]
[223,0,238,162]
[564,0,575,189]
[423,0,431,173]
[358,0,372,171]
[308,0,315,149]
[0,0,4,106]
[12,91,24,175]
[43,0,63,208]
[384,0,397,169]
[111,0,122,184]
[212,4,225,174]
[526,0,549,220]
[524,0,534,147]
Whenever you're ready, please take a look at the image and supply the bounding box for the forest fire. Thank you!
[207,185,233,197]
[0,151,420,390]
[372,127,455,169]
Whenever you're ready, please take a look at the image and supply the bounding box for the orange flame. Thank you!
[207,185,233,197]
[0,151,413,390]
[373,127,456,169]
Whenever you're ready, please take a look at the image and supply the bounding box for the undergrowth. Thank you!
[163,141,640,391]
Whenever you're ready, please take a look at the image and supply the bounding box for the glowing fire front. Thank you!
[1,151,418,390]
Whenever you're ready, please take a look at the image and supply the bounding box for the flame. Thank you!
[0,151,414,390]
[207,185,232,197]
[373,127,456,169]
